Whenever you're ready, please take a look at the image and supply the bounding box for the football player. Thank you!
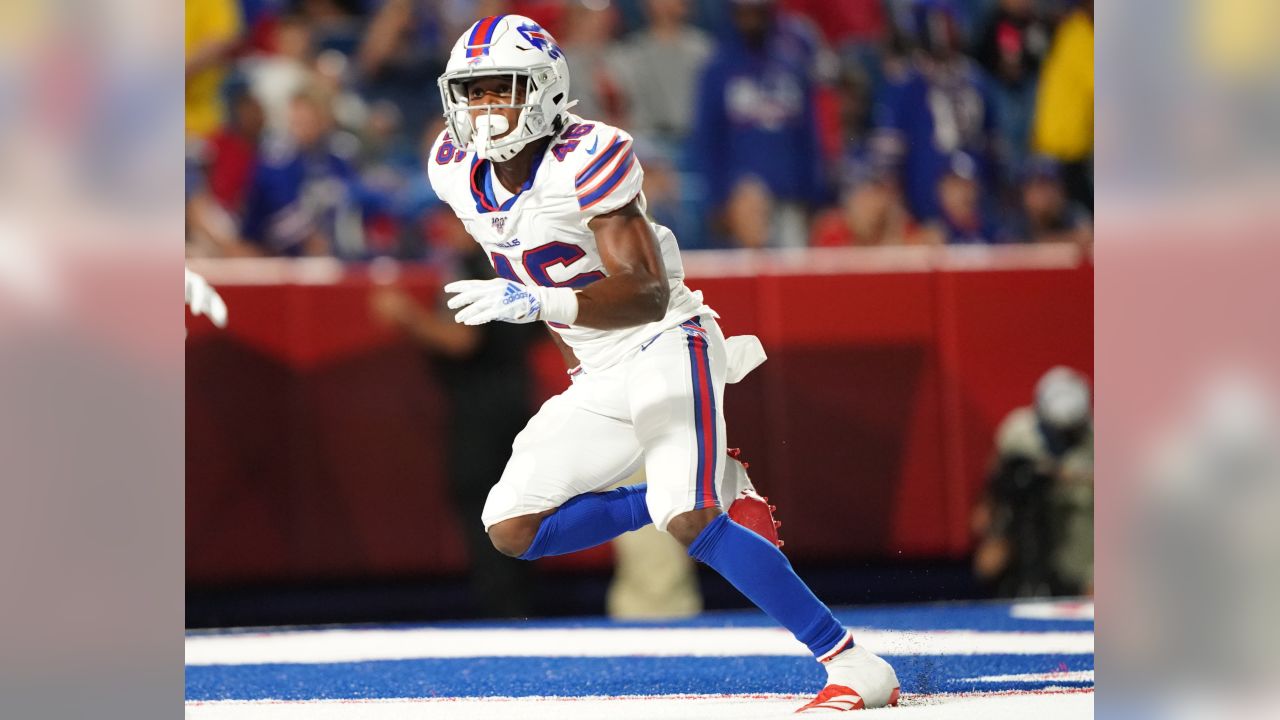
[430,15,898,711]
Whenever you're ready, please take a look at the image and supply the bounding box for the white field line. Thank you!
[184,688,1092,706]
[184,689,1094,720]
[186,627,1093,666]
[964,671,1094,683]
[1010,600,1094,621]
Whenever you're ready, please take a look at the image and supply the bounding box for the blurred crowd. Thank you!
[185,0,1094,260]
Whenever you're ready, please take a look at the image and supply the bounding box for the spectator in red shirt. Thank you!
[811,154,920,247]
[206,79,265,214]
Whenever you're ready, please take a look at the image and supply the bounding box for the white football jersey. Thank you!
[428,114,711,371]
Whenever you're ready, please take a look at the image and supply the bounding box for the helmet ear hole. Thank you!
[524,109,545,135]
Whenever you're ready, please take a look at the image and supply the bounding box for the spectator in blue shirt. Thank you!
[872,0,998,223]
[972,0,1054,174]
[687,0,825,248]
[926,151,1005,244]
[1004,154,1091,246]
[355,0,448,145]
[241,87,375,257]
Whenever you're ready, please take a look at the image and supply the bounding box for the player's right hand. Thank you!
[444,278,543,325]
[445,278,580,326]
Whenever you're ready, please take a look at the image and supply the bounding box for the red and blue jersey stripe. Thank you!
[576,135,636,211]
[684,317,719,510]
[575,134,627,188]
[466,15,506,57]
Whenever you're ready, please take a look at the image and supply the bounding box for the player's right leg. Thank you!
[482,375,649,560]
[632,315,899,711]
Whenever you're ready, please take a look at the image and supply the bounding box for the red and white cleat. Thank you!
[720,448,784,548]
[797,640,900,712]
[796,685,866,712]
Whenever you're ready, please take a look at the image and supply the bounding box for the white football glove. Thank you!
[185,267,228,328]
[444,278,578,326]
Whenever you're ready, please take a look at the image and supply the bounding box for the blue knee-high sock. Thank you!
[519,484,652,560]
[688,514,849,659]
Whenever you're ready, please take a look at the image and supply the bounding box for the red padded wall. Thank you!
[186,251,1092,584]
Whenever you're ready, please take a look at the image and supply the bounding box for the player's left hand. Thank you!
[444,278,579,326]
[185,267,228,328]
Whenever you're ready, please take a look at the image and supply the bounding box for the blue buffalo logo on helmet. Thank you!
[516,22,563,60]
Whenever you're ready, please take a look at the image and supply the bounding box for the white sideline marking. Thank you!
[186,627,1093,666]
[965,671,1094,683]
[185,689,1094,719]
[1010,600,1094,621]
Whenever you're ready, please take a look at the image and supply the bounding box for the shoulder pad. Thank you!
[553,119,643,216]
[427,129,472,197]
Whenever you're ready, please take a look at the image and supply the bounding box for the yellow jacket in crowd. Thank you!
[186,0,242,139]
[1032,9,1094,163]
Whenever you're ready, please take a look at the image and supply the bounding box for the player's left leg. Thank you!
[483,367,654,561]
[512,483,650,560]
[632,315,899,711]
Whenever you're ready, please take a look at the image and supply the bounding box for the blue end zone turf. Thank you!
[187,653,1094,702]
[186,600,1094,703]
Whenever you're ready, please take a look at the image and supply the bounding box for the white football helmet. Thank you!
[438,15,574,162]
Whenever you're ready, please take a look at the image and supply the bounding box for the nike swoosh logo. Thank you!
[585,137,599,155]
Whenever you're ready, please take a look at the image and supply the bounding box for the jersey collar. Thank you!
[469,144,547,214]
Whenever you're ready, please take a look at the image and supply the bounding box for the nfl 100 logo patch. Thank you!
[492,216,506,233]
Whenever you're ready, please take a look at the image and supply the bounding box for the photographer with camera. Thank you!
[972,366,1093,598]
